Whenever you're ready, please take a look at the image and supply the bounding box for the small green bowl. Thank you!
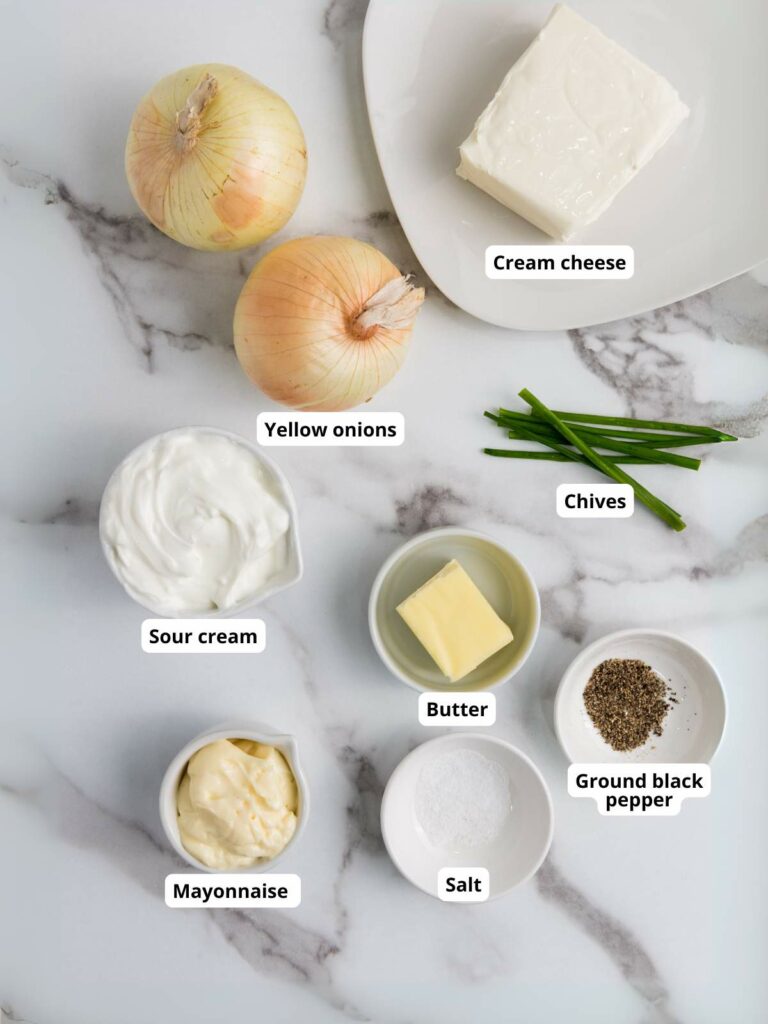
[369,528,540,692]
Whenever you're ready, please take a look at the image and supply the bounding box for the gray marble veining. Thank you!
[536,862,681,1024]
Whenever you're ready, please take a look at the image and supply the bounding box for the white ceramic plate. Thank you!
[554,629,727,763]
[363,0,768,330]
[369,528,540,692]
[381,734,554,899]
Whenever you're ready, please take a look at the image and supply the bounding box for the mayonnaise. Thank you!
[177,739,299,869]
[100,430,291,614]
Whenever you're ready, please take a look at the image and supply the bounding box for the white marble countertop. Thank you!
[2,2,768,1022]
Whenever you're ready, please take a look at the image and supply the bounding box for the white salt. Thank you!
[414,748,511,851]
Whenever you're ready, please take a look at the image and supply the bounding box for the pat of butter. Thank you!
[397,559,513,682]
[456,4,689,240]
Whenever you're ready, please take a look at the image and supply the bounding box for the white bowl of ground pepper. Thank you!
[555,630,727,764]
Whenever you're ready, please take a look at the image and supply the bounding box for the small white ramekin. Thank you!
[159,721,309,874]
[99,426,303,617]
[381,733,554,900]
[554,628,727,764]
[369,527,540,692]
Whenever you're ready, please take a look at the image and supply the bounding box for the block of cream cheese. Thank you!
[396,559,513,682]
[456,4,690,240]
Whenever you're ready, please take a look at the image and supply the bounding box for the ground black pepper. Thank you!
[583,658,676,752]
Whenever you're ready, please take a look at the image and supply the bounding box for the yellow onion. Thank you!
[125,64,307,251]
[233,236,425,411]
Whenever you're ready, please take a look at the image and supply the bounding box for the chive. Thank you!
[518,389,686,531]
[484,449,575,461]
[604,435,718,450]
[505,418,684,516]
[512,432,700,470]
[511,424,583,463]
[572,425,722,445]
[508,425,709,451]
[509,424,681,514]
[495,409,724,446]
[537,409,737,442]
[506,424,701,470]
[484,410,509,426]
[483,448,659,464]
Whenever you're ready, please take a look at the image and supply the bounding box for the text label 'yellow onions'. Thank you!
[125,64,307,251]
[234,236,425,411]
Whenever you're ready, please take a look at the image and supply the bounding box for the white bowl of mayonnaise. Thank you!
[159,722,309,873]
[99,427,302,617]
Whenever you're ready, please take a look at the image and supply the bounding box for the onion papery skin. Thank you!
[125,64,307,252]
[233,236,422,412]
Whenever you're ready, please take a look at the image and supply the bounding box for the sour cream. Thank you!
[100,429,292,614]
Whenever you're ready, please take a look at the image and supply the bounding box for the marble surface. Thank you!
[2,1,768,1022]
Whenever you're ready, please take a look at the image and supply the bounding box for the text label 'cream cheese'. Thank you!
[486,246,634,280]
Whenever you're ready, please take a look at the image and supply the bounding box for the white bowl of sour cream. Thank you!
[99,427,302,617]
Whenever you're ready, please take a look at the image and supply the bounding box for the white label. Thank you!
[418,692,496,726]
[437,867,490,902]
[165,873,300,908]
[142,619,265,653]
[557,484,634,518]
[568,764,711,816]
[257,412,404,447]
[486,245,634,280]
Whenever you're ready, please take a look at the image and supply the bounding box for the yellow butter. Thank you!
[396,559,513,682]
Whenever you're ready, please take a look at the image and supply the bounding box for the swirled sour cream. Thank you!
[101,430,291,614]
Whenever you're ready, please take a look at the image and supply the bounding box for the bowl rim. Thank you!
[98,425,303,618]
[158,720,309,874]
[553,627,728,764]
[368,526,541,692]
[380,732,554,901]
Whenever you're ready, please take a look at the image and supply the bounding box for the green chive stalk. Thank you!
[538,409,737,441]
[517,389,686,531]
[483,449,660,465]
[504,419,701,470]
[494,409,725,448]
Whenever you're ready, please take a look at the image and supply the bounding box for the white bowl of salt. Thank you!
[381,734,553,900]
